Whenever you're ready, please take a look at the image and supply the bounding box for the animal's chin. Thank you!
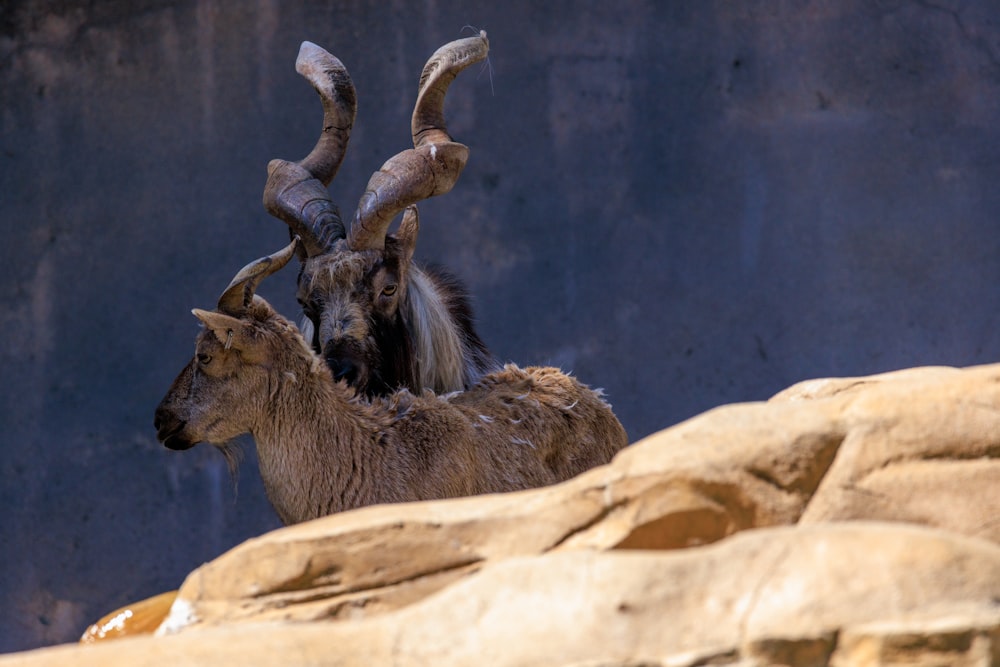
[327,358,373,395]
[158,425,198,451]
[162,436,197,451]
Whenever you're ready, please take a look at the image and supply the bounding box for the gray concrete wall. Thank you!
[3,0,999,652]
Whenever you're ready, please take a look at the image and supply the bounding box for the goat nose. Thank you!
[322,341,358,383]
[329,357,358,384]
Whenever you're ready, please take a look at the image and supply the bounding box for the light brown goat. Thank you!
[154,238,629,525]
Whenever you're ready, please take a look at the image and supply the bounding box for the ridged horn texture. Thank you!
[217,237,300,316]
[262,41,357,258]
[347,31,489,252]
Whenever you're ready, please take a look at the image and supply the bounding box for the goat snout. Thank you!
[323,341,366,386]
[327,355,359,385]
[153,405,194,451]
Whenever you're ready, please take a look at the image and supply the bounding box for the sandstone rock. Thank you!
[768,364,963,402]
[78,591,177,643]
[778,363,1000,543]
[831,609,1000,667]
[5,523,1000,666]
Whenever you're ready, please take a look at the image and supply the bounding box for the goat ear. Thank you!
[395,205,419,268]
[192,309,249,351]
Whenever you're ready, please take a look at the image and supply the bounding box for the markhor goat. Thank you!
[263,33,498,397]
[154,239,628,525]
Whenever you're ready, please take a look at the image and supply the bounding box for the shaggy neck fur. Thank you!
[404,267,469,394]
[248,320,386,524]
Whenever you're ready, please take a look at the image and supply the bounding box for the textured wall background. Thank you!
[2,0,1000,652]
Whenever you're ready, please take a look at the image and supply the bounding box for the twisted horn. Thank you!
[263,41,357,258]
[217,237,300,316]
[412,30,490,148]
[348,31,489,252]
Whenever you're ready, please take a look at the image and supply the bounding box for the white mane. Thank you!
[405,267,472,393]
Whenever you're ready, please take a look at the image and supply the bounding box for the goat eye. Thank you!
[382,284,397,296]
[197,352,212,365]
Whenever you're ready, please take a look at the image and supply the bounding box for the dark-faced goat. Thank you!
[263,33,498,397]
[154,238,628,525]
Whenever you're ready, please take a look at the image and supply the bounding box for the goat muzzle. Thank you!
[323,340,367,387]
[153,407,195,451]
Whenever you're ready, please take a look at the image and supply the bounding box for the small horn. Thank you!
[348,32,489,252]
[263,41,357,257]
[217,237,300,315]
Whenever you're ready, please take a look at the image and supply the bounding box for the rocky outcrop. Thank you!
[9,524,1000,666]
[4,363,1000,665]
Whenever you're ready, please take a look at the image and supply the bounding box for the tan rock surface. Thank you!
[768,364,964,402]
[4,523,1000,666]
[781,363,1000,542]
[78,591,177,643]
